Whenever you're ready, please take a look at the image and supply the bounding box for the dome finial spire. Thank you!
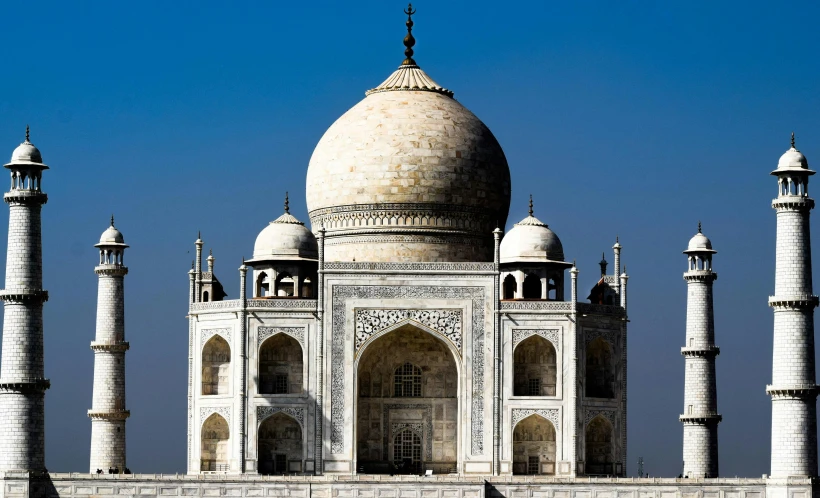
[698,221,702,234]
[25,125,30,143]
[110,214,115,227]
[528,194,533,217]
[284,191,290,214]
[791,131,796,149]
[402,3,417,66]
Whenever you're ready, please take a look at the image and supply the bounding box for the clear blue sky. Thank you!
[0,0,818,477]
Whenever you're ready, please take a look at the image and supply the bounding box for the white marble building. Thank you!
[0,6,819,498]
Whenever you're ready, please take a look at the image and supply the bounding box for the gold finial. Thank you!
[528,195,533,217]
[284,191,290,214]
[791,131,796,149]
[25,125,30,143]
[698,221,702,234]
[402,3,417,66]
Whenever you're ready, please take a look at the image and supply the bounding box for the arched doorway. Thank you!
[512,414,556,475]
[202,335,231,395]
[200,413,229,472]
[356,325,458,474]
[513,335,557,396]
[258,412,302,475]
[259,334,303,394]
[585,416,614,475]
[585,337,614,398]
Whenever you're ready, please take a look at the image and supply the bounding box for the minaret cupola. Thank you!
[4,126,48,199]
[95,216,129,265]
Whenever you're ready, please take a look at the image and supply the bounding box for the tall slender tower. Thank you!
[768,134,818,478]
[681,223,721,478]
[88,217,130,473]
[0,128,50,472]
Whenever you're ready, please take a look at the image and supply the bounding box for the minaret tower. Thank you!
[768,134,818,477]
[0,127,50,472]
[88,217,130,473]
[681,223,721,478]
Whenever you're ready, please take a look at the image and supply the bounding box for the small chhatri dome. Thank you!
[775,132,811,172]
[500,199,565,263]
[684,222,716,254]
[5,125,47,168]
[251,195,318,262]
[96,216,128,247]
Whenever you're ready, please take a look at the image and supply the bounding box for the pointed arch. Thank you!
[258,412,302,474]
[503,274,517,300]
[202,335,231,395]
[522,273,542,299]
[259,333,303,394]
[586,337,615,398]
[256,272,269,297]
[513,335,557,396]
[512,414,556,475]
[585,415,614,475]
[200,413,229,472]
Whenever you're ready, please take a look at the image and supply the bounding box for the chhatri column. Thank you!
[768,134,818,477]
[680,223,721,478]
[0,127,50,472]
[89,217,130,473]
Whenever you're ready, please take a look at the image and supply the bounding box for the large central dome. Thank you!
[306,27,511,262]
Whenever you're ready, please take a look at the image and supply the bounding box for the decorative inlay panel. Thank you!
[256,405,305,429]
[511,329,559,349]
[584,409,616,426]
[331,285,486,455]
[355,309,462,351]
[199,406,231,426]
[511,408,559,428]
[324,262,495,272]
[382,404,433,461]
[247,299,317,310]
[257,327,305,347]
[200,327,231,345]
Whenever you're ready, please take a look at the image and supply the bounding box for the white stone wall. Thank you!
[0,302,44,380]
[682,422,718,478]
[0,393,45,471]
[89,419,126,472]
[4,205,42,289]
[771,396,817,477]
[771,310,816,385]
[774,209,812,296]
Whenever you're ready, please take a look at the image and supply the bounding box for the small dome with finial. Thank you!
[684,222,716,254]
[250,192,318,262]
[96,215,128,247]
[5,125,47,168]
[776,132,810,172]
[500,196,565,263]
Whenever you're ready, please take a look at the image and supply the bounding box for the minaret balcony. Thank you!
[683,270,717,282]
[3,190,47,205]
[680,346,720,357]
[88,409,130,420]
[0,378,50,393]
[772,197,815,210]
[0,289,49,303]
[768,295,819,309]
[90,340,130,352]
[766,384,819,397]
[679,412,722,424]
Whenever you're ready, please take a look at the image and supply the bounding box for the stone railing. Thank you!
[577,303,625,317]
[190,300,242,312]
[500,301,572,312]
[247,299,317,311]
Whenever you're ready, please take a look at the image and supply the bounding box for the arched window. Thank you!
[522,274,541,299]
[258,412,302,474]
[276,274,295,297]
[547,278,557,300]
[259,334,303,394]
[585,416,614,475]
[585,337,615,398]
[201,413,229,472]
[392,429,421,472]
[503,274,517,300]
[202,335,231,395]
[513,414,556,475]
[203,291,210,302]
[301,277,313,298]
[513,335,557,396]
[393,362,422,397]
[257,272,269,297]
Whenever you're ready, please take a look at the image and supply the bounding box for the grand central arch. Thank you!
[354,323,460,474]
